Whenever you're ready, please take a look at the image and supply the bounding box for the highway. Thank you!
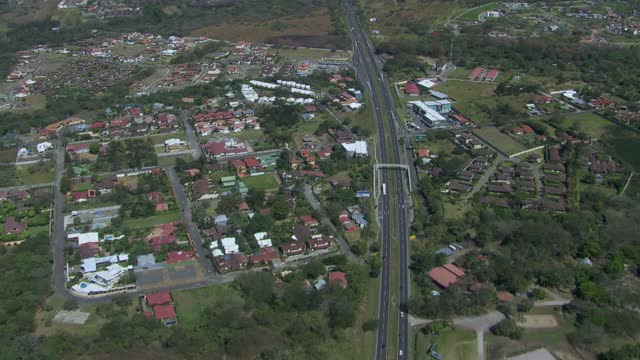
[343,0,411,358]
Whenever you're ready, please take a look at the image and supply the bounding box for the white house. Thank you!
[37,142,53,153]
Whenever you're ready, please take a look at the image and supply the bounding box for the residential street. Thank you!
[180,109,202,160]
[303,184,359,263]
[165,166,214,273]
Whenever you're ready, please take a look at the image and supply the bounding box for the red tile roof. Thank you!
[166,250,195,264]
[153,304,176,320]
[146,292,172,306]
[497,291,515,302]
[328,271,348,287]
[404,82,420,95]
[428,264,465,288]
[469,67,484,79]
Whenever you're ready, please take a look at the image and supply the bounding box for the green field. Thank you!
[474,127,527,155]
[0,24,10,36]
[607,135,640,171]
[435,81,496,101]
[123,211,182,229]
[456,2,499,21]
[414,327,477,360]
[242,173,280,190]
[15,163,56,185]
[0,148,16,162]
[172,285,242,328]
[557,113,613,138]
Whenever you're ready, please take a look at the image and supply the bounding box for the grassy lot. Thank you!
[293,121,321,137]
[123,211,182,229]
[157,155,193,167]
[444,200,470,221]
[230,129,265,140]
[455,2,499,20]
[414,327,477,360]
[172,285,242,329]
[0,24,10,36]
[15,163,56,184]
[363,0,464,36]
[145,131,187,145]
[353,277,380,360]
[606,135,640,171]
[473,127,527,156]
[448,67,471,79]
[269,47,350,61]
[241,173,280,190]
[486,307,579,359]
[0,148,16,162]
[190,9,335,47]
[558,113,613,139]
[435,80,497,100]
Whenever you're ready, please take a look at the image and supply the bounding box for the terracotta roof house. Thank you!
[497,291,515,302]
[4,216,27,235]
[146,292,172,306]
[153,304,176,321]
[215,253,248,272]
[428,264,465,289]
[328,271,348,288]
[280,241,306,256]
[308,237,332,251]
[299,215,319,227]
[248,247,280,265]
[185,168,200,177]
[166,250,196,264]
[79,242,99,259]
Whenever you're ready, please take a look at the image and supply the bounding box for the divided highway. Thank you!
[343,0,411,358]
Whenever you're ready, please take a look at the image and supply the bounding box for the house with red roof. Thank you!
[185,168,200,177]
[328,271,348,288]
[404,82,420,96]
[280,241,306,257]
[146,292,172,306]
[428,264,465,289]
[299,215,319,227]
[214,253,248,272]
[231,159,247,173]
[512,125,535,135]
[308,237,332,251]
[484,69,500,82]
[4,216,27,235]
[468,67,485,80]
[147,235,177,252]
[166,250,196,264]
[591,98,615,108]
[243,157,262,170]
[79,242,99,259]
[155,202,169,212]
[153,304,177,323]
[146,191,162,203]
[248,247,280,265]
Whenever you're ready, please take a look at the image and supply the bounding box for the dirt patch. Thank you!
[519,315,558,328]
[481,86,496,96]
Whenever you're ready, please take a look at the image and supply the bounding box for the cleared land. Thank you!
[414,327,477,360]
[436,81,497,100]
[474,127,527,155]
[455,2,499,21]
[269,47,350,61]
[520,315,559,329]
[172,285,241,329]
[123,211,182,229]
[0,148,16,162]
[242,173,280,190]
[191,10,340,48]
[607,135,640,171]
[558,113,613,138]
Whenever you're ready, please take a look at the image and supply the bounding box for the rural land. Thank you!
[0,0,640,359]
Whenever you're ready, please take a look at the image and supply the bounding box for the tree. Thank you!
[302,260,326,279]
[491,319,523,339]
[60,176,71,193]
[89,142,100,154]
[362,319,379,332]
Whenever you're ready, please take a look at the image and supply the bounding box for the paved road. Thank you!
[303,184,359,263]
[165,166,214,274]
[180,109,202,160]
[52,137,74,301]
[344,1,412,358]
[0,182,55,192]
